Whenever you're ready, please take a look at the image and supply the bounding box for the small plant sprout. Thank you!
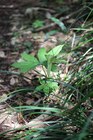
[12,44,66,94]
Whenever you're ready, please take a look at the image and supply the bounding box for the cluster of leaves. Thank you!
[12,45,66,94]
[32,20,44,28]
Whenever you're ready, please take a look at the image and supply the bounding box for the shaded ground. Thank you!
[0,0,75,95]
[0,0,93,139]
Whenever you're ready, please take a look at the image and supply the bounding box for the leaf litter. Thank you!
[0,0,93,139]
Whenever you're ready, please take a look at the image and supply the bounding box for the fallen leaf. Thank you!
[0,51,6,58]
[10,77,18,85]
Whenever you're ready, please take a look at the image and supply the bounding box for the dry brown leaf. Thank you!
[0,106,22,131]
[26,98,35,105]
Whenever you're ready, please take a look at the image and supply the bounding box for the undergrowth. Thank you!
[0,1,93,140]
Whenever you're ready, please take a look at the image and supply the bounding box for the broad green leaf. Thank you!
[37,48,47,63]
[45,54,53,61]
[47,45,64,56]
[12,53,39,73]
[21,52,38,63]
[12,61,38,73]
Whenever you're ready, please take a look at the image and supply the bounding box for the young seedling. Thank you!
[12,45,66,94]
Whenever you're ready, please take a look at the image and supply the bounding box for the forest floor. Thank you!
[0,0,93,140]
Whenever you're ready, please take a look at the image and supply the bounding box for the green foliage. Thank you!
[32,20,44,28]
[49,16,67,32]
[46,12,67,32]
[5,2,93,140]
[47,45,64,56]
[1,1,93,140]
[12,45,65,94]
[37,47,47,63]
[23,41,32,48]
[12,31,20,38]
[36,79,59,94]
[12,53,39,73]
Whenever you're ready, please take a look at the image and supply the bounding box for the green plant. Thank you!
[23,41,32,48]
[32,20,44,28]
[12,45,66,94]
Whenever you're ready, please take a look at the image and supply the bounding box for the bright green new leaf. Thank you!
[35,79,58,94]
[37,47,47,63]
[32,20,44,28]
[47,45,64,57]
[43,86,50,94]
[47,81,59,90]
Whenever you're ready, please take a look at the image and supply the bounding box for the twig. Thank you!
[30,7,55,13]
[0,5,17,9]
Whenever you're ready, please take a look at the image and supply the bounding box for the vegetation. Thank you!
[0,0,93,140]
